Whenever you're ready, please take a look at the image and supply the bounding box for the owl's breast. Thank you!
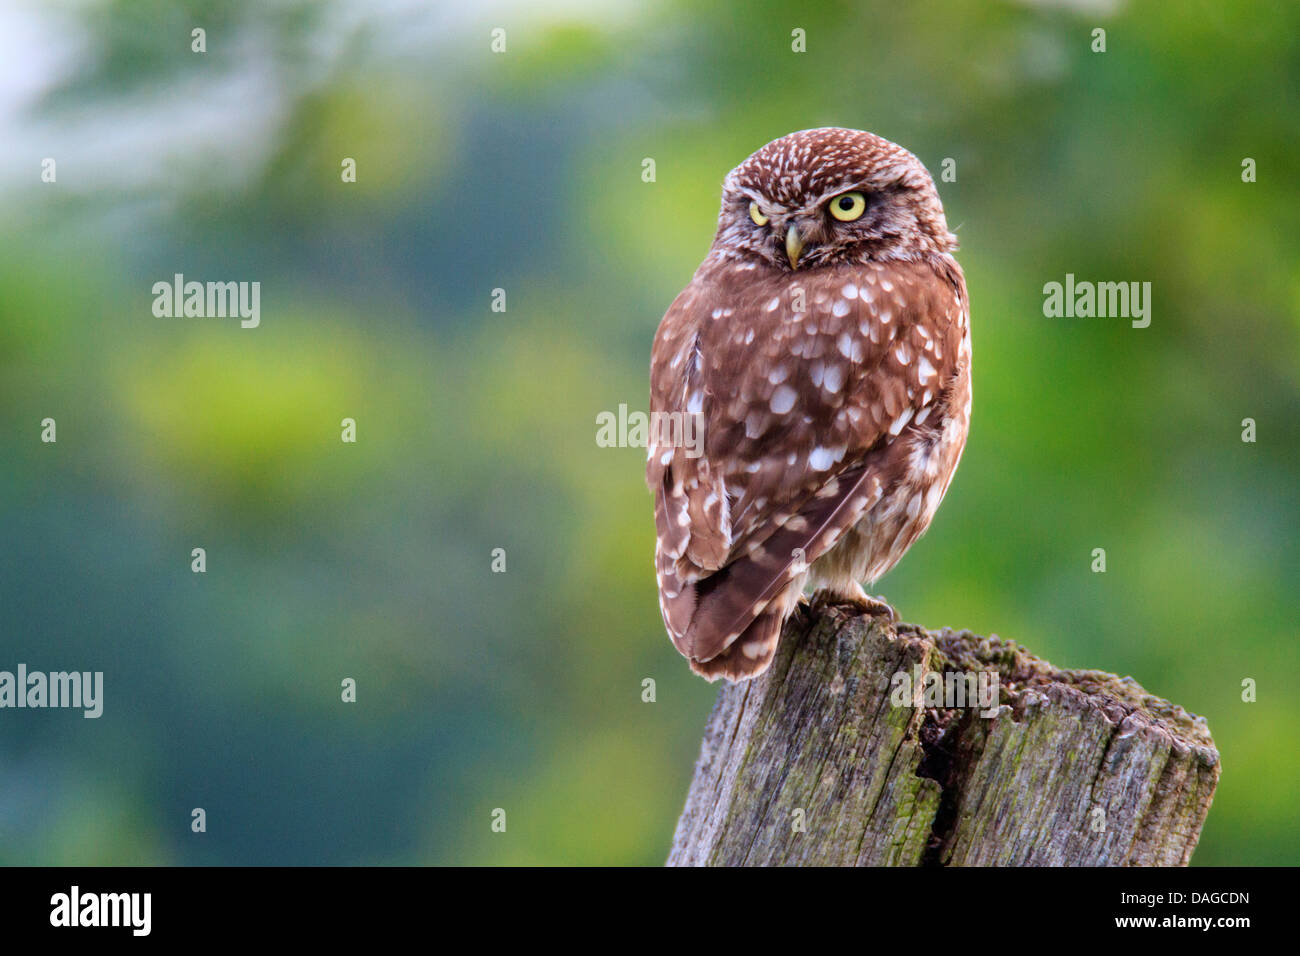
[813,337,971,589]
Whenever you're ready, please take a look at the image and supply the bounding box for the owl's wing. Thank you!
[646,285,735,645]
[649,256,968,669]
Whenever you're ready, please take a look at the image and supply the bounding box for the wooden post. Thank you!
[667,604,1220,866]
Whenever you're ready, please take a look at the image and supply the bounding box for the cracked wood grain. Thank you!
[666,604,1220,866]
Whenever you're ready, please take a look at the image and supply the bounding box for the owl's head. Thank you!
[714,127,957,271]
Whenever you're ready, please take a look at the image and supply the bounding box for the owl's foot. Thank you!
[790,589,815,626]
[810,584,899,623]
[856,594,900,623]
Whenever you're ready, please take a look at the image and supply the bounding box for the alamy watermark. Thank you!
[50,886,150,936]
[1042,273,1151,328]
[0,664,103,718]
[890,663,1000,718]
[596,403,704,458]
[152,273,260,328]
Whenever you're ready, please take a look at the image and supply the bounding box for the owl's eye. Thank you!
[749,202,769,226]
[829,191,867,222]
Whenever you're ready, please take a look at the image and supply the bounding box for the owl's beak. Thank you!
[785,223,805,269]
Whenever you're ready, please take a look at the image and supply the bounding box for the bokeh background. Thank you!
[1,0,1296,866]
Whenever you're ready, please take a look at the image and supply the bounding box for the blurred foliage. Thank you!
[0,0,1297,865]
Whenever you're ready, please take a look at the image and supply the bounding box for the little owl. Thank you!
[647,127,971,682]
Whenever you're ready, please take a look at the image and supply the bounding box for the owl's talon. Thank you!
[857,595,900,623]
[810,587,898,623]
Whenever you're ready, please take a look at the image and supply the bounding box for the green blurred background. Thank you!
[0,0,1296,866]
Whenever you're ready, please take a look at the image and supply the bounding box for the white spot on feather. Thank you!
[809,445,844,471]
[837,333,863,362]
[770,384,797,413]
[888,407,915,436]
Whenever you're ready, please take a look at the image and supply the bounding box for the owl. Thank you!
[647,127,971,682]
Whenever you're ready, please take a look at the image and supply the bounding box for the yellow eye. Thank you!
[829,191,867,222]
[749,201,769,226]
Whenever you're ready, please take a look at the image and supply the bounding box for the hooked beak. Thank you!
[785,223,805,269]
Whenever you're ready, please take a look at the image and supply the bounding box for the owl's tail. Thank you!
[687,585,798,682]
[682,462,880,670]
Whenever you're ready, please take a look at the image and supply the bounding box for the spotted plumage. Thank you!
[647,128,971,682]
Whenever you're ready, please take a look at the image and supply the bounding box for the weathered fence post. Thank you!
[667,604,1219,866]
